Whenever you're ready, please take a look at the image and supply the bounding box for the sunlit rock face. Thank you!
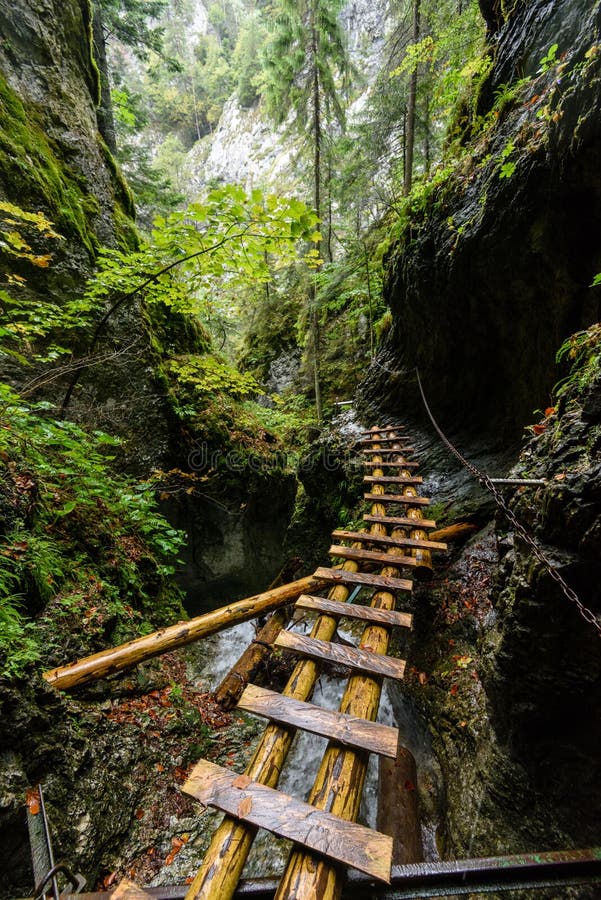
[358,0,601,439]
[186,0,393,193]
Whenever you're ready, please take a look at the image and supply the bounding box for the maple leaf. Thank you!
[237,796,253,818]
[26,788,40,815]
[232,774,252,789]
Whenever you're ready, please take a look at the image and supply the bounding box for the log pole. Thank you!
[42,575,325,692]
[213,558,303,710]
[377,745,423,864]
[274,433,418,899]
[184,568,363,899]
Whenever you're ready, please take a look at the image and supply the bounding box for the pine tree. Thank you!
[261,0,350,424]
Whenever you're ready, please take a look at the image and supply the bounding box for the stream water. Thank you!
[192,608,441,878]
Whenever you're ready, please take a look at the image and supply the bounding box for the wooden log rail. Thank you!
[179,425,445,900]
[63,425,445,899]
[42,575,327,691]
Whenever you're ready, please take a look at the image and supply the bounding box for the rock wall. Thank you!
[359,0,601,439]
[360,0,601,874]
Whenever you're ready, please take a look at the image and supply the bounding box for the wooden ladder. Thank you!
[176,425,445,899]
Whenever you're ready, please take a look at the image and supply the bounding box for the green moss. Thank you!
[0,72,100,257]
[82,0,102,106]
[98,136,137,221]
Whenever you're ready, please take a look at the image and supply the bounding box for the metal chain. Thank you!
[415,369,601,636]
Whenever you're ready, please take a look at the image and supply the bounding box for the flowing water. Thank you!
[192,609,440,878]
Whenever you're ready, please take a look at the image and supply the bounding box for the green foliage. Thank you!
[0,595,41,679]
[0,383,187,678]
[538,43,559,74]
[99,0,170,62]
[166,355,262,401]
[80,184,319,328]
[554,324,601,399]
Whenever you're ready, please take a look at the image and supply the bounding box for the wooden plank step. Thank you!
[364,513,437,529]
[364,475,423,485]
[363,460,420,469]
[313,566,413,593]
[296,594,413,629]
[363,447,415,455]
[332,530,447,552]
[364,492,430,506]
[275,630,407,680]
[360,426,405,435]
[360,437,410,446]
[183,759,393,882]
[329,544,419,569]
[238,683,400,758]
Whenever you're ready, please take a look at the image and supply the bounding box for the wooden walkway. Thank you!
[43,425,446,900]
[179,425,445,899]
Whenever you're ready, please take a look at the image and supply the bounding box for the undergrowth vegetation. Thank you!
[0,384,186,678]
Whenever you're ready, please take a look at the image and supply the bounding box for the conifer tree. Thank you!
[261,0,350,424]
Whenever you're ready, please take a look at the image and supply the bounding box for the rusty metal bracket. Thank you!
[34,864,86,899]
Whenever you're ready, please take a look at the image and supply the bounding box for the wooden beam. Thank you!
[332,531,447,552]
[213,558,303,710]
[429,522,478,543]
[295,594,412,629]
[364,475,423,485]
[364,492,430,506]
[183,760,393,882]
[238,684,400,758]
[275,521,411,899]
[360,437,411,446]
[362,447,415,455]
[275,631,406,681]
[329,544,418,569]
[377,746,423,865]
[313,566,412,593]
[360,426,405,435]
[364,514,437,529]
[43,575,326,691]
[183,558,366,898]
[364,460,420,468]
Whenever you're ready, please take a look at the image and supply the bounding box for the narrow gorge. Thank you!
[0,0,599,897]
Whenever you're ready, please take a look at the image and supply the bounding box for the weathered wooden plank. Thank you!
[295,594,413,629]
[364,460,420,468]
[313,566,413,593]
[329,544,419,569]
[364,492,430,506]
[364,513,437,529]
[275,630,406,680]
[364,475,423,485]
[362,447,416,455]
[43,575,325,691]
[332,530,447,552]
[360,426,405,435]
[238,683,400,758]
[183,760,393,882]
[360,437,411,446]
[111,881,151,900]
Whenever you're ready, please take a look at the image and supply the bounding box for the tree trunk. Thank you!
[93,3,117,153]
[403,0,421,196]
[310,4,324,426]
